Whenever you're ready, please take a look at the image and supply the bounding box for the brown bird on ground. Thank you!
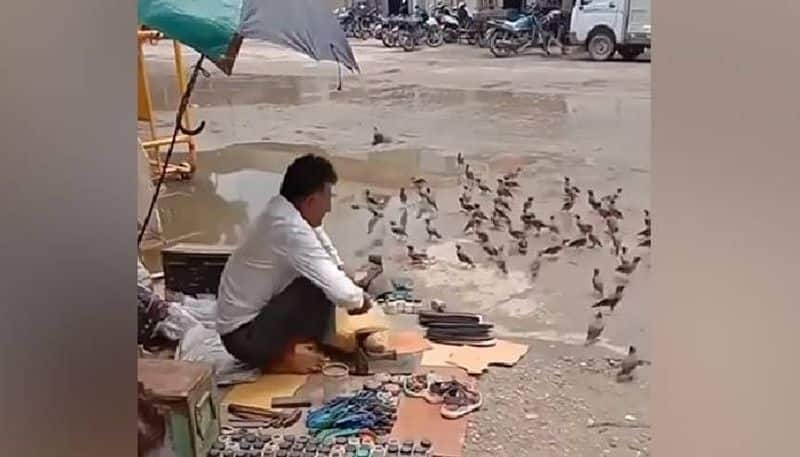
[566,237,588,249]
[523,196,534,214]
[490,213,505,231]
[575,214,593,235]
[471,206,489,221]
[587,190,602,211]
[540,241,568,259]
[503,179,520,188]
[411,176,427,188]
[618,247,631,266]
[425,219,442,241]
[616,257,642,276]
[463,215,480,234]
[457,152,464,168]
[464,164,475,183]
[592,285,625,312]
[522,213,547,234]
[423,187,438,211]
[517,237,528,255]
[508,225,527,241]
[606,216,619,234]
[389,221,408,240]
[455,244,475,268]
[616,346,640,382]
[592,268,604,297]
[399,187,407,206]
[406,245,429,263]
[477,180,492,195]
[372,126,388,145]
[459,196,477,213]
[497,186,513,199]
[585,312,605,345]
[547,216,560,235]
[475,229,490,244]
[644,209,651,226]
[638,238,651,247]
[587,232,603,248]
[367,213,381,235]
[494,197,511,212]
[482,243,502,258]
[494,207,512,225]
[365,189,385,209]
[562,196,576,212]
[495,258,509,275]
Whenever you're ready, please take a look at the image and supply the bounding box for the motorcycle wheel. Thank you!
[466,33,478,45]
[426,28,445,48]
[400,32,416,52]
[382,33,396,48]
[489,30,513,58]
[357,28,371,40]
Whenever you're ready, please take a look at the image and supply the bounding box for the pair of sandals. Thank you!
[402,373,483,419]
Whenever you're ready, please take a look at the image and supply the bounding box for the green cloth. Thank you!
[138,0,243,61]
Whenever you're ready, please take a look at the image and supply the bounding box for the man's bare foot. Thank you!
[267,344,329,374]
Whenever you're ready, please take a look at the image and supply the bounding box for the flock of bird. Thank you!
[350,151,652,381]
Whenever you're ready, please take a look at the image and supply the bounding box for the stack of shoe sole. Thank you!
[418,311,496,347]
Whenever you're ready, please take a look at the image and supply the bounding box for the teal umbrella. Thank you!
[136,0,360,245]
[138,0,359,74]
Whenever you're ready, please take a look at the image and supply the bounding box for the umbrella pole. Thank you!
[137,55,208,247]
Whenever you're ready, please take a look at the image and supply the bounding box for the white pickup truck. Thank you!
[567,0,651,61]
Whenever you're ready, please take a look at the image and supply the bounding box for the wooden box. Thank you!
[138,359,220,457]
[161,243,234,296]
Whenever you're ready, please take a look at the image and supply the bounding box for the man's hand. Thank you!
[347,292,374,315]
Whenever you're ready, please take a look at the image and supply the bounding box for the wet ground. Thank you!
[141,39,651,456]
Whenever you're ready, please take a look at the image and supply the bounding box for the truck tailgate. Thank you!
[627,0,651,36]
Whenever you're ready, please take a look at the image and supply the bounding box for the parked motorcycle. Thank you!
[433,4,461,44]
[397,6,444,52]
[487,9,546,58]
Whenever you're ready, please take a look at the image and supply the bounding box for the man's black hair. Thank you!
[279,154,338,203]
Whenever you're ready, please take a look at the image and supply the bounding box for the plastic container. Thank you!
[322,362,351,402]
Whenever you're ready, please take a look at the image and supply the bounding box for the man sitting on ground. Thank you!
[216,153,372,373]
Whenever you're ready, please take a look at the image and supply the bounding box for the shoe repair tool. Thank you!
[270,395,312,409]
[353,329,398,376]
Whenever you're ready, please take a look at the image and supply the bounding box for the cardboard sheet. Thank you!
[420,340,529,375]
[222,374,308,410]
[391,367,469,457]
[388,331,432,354]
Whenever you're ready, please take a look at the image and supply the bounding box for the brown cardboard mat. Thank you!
[388,330,432,354]
[420,340,529,375]
[223,374,308,410]
[391,367,469,457]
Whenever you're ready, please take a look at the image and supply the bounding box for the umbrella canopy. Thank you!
[137,0,359,75]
